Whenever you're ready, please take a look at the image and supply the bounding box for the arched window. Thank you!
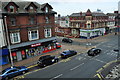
[10,5,14,12]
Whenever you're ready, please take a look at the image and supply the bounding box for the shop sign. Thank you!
[31,43,41,47]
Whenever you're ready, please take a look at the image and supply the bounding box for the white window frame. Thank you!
[10,32,20,44]
[44,28,52,38]
[28,30,39,40]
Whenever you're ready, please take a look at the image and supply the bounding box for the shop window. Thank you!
[10,32,20,44]
[44,28,51,38]
[21,50,26,59]
[12,52,17,62]
[28,30,39,40]
[26,48,40,57]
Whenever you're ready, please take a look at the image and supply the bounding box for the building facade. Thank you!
[106,13,117,33]
[1,1,57,65]
[69,9,108,39]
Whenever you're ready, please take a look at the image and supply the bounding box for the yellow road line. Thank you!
[96,73,103,80]
[27,64,38,69]
[96,68,103,72]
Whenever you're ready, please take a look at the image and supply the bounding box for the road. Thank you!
[23,34,118,79]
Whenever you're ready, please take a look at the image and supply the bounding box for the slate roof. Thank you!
[106,13,118,16]
[70,12,107,17]
[1,1,56,14]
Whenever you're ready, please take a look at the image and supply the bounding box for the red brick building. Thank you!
[1,1,57,63]
[69,9,108,39]
[56,9,108,38]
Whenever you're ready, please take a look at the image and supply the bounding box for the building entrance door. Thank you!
[16,51,22,61]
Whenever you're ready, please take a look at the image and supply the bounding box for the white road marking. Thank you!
[70,63,84,71]
[94,59,107,64]
[96,42,105,47]
[50,74,63,80]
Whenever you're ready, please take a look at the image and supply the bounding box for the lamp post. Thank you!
[4,16,14,68]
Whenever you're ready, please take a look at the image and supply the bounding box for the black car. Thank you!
[37,55,59,67]
[87,48,101,56]
[61,50,77,58]
[62,38,73,43]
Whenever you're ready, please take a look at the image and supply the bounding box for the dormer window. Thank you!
[30,6,33,10]
[10,5,14,12]
[45,7,49,13]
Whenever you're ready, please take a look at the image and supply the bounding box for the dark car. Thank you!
[37,55,59,67]
[113,49,119,52]
[62,38,73,43]
[87,48,101,56]
[0,66,28,80]
[61,50,77,58]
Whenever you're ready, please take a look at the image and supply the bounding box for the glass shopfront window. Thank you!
[25,46,43,58]
[12,52,17,62]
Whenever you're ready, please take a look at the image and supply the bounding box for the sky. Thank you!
[1,0,120,16]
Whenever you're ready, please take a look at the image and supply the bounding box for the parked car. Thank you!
[56,43,61,49]
[62,38,73,43]
[0,66,28,80]
[113,49,119,52]
[60,50,77,58]
[87,48,101,56]
[37,55,59,67]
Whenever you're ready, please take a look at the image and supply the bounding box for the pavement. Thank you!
[95,60,120,80]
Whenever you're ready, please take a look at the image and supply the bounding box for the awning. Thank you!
[9,37,56,49]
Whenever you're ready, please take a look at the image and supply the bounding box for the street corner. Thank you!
[95,60,120,79]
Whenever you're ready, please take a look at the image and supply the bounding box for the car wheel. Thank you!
[5,76,9,80]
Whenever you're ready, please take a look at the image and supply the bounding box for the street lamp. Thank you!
[4,16,14,68]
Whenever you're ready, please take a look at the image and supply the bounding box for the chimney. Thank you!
[80,11,82,16]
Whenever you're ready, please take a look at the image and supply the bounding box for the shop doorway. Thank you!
[16,51,22,61]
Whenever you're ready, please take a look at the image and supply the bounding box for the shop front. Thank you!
[11,48,27,62]
[80,29,101,39]
[10,38,57,62]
